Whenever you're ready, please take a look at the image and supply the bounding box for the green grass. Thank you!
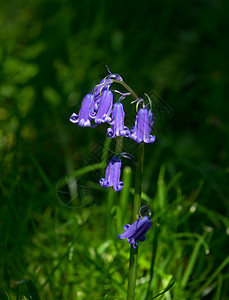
[1,150,228,299]
[0,0,229,299]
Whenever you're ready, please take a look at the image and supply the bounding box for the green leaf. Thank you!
[152,278,175,299]
[0,289,10,300]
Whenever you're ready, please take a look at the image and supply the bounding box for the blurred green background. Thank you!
[0,0,228,299]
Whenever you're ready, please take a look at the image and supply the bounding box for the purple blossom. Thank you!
[91,90,113,124]
[92,70,122,111]
[107,102,130,138]
[69,69,122,128]
[69,94,95,127]
[118,216,152,248]
[92,78,113,111]
[99,156,124,192]
[130,108,155,143]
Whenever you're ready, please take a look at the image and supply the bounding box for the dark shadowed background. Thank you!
[1,0,228,299]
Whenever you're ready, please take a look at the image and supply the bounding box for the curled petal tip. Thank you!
[132,242,138,248]
[78,119,91,127]
[99,178,105,184]
[130,134,143,143]
[115,181,124,192]
[124,224,130,231]
[70,113,79,123]
[127,238,136,246]
[107,128,114,138]
[144,135,155,143]
[100,179,110,188]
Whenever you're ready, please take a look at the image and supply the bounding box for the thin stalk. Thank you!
[112,79,139,99]
[181,231,208,288]
[113,78,143,300]
[145,223,160,299]
[127,142,145,300]
[115,136,124,154]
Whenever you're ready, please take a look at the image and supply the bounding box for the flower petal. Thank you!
[69,113,79,123]
[94,90,113,124]
[107,128,115,138]
[115,181,124,192]
[107,103,130,139]
[124,224,130,231]
[100,156,123,192]
[118,216,152,247]
[130,108,155,144]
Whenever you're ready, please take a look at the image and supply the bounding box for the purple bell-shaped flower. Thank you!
[92,67,122,111]
[130,107,155,143]
[118,215,152,248]
[69,94,95,127]
[107,102,130,138]
[92,78,112,111]
[99,156,124,192]
[91,90,113,124]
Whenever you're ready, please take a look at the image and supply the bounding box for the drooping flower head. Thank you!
[92,66,123,111]
[70,66,123,127]
[107,94,130,138]
[91,90,113,124]
[99,156,124,192]
[118,206,152,248]
[69,93,95,127]
[92,78,113,111]
[130,96,155,144]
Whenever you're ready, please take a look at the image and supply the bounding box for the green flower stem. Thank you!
[127,142,145,300]
[113,78,143,300]
[115,136,124,154]
[127,246,138,300]
[133,143,144,220]
[112,79,139,99]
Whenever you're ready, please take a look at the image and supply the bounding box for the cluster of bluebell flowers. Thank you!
[70,68,155,192]
[70,68,155,247]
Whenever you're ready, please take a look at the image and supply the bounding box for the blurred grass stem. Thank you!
[127,143,144,300]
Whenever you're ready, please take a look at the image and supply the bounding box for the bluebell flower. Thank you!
[130,107,155,143]
[91,90,113,124]
[118,216,152,248]
[107,102,130,138]
[92,78,113,111]
[70,68,123,128]
[92,69,122,111]
[69,94,95,127]
[99,156,124,192]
